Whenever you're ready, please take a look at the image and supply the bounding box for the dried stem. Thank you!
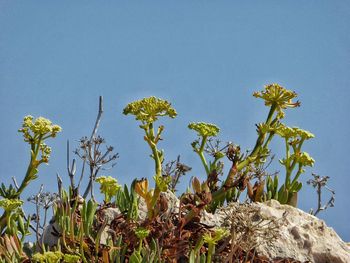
[83,96,104,200]
[308,173,335,216]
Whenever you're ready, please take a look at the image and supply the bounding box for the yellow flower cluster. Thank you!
[134,227,150,240]
[153,175,171,192]
[0,198,23,211]
[63,254,81,263]
[276,124,314,140]
[256,122,283,134]
[123,96,177,124]
[188,122,220,137]
[203,228,229,245]
[18,116,62,164]
[291,152,315,167]
[32,251,63,263]
[19,115,62,142]
[253,84,300,118]
[96,176,121,203]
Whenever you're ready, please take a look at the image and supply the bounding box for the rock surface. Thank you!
[203,199,350,263]
[39,218,61,250]
[254,200,350,263]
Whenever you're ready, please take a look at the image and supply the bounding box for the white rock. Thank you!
[200,209,226,227]
[160,190,180,214]
[211,200,350,263]
[137,190,180,221]
[40,218,61,249]
[101,207,121,224]
[137,196,148,221]
[100,207,121,245]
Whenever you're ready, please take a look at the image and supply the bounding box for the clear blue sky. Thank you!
[1,1,349,240]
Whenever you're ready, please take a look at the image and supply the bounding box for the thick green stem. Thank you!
[148,123,162,178]
[206,243,215,263]
[15,138,43,198]
[197,136,209,175]
[146,123,164,215]
[263,132,275,150]
[250,104,277,158]
[291,165,303,186]
[138,240,143,253]
[285,139,290,166]
[15,162,35,198]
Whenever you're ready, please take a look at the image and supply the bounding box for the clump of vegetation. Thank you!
[0,85,334,262]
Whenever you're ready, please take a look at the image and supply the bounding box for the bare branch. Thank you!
[56,173,63,198]
[308,173,335,216]
[12,176,19,190]
[66,140,77,191]
[77,159,86,190]
[83,96,104,199]
[90,96,104,141]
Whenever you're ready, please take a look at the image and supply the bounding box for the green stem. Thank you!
[197,136,210,175]
[285,139,290,165]
[138,240,143,253]
[14,138,43,198]
[266,104,277,125]
[15,162,36,198]
[250,104,277,157]
[206,243,214,263]
[146,123,164,215]
[148,123,162,178]
[291,165,303,186]
[297,138,305,152]
[263,132,275,149]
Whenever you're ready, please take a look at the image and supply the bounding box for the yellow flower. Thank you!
[153,175,171,192]
[134,227,150,240]
[96,176,121,202]
[0,198,23,211]
[276,124,296,139]
[32,251,63,263]
[63,254,81,263]
[188,122,220,137]
[292,152,315,167]
[253,84,300,118]
[293,127,315,140]
[123,96,177,124]
[276,124,314,141]
[19,115,62,142]
[203,228,229,245]
[256,122,284,134]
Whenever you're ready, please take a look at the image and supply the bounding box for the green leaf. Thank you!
[267,190,272,200]
[129,251,142,263]
[274,175,279,189]
[278,186,289,204]
[189,250,195,263]
[17,215,25,235]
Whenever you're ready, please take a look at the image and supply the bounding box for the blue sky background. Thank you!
[1,1,349,241]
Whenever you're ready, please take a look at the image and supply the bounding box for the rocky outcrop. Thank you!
[201,199,350,263]
[253,200,350,263]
